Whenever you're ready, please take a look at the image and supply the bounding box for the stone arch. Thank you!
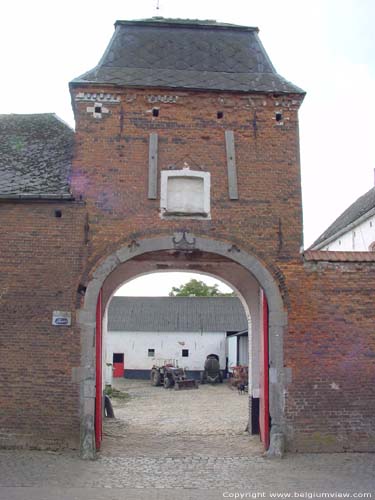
[78,234,287,459]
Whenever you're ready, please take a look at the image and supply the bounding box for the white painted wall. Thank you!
[322,215,375,251]
[106,330,227,371]
[238,336,249,365]
[160,168,211,219]
[226,335,249,371]
[227,335,237,372]
[103,307,109,386]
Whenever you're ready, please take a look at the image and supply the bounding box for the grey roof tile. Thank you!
[0,114,74,198]
[108,297,248,332]
[71,18,304,95]
[311,187,375,249]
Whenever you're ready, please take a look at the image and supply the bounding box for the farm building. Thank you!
[105,296,248,379]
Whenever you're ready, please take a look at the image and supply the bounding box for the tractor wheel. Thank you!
[164,376,173,389]
[151,369,161,386]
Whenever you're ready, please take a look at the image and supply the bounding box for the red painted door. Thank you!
[259,291,270,450]
[95,289,103,451]
[113,353,124,377]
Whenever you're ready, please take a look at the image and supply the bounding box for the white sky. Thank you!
[115,272,234,296]
[2,0,374,294]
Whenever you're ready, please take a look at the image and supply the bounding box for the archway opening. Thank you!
[78,236,286,460]
[93,248,273,458]
[100,271,260,457]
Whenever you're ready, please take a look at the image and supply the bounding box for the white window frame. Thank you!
[160,168,211,219]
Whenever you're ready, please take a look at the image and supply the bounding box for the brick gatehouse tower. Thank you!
[1,18,374,458]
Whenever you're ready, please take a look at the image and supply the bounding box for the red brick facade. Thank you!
[72,88,304,270]
[0,202,86,449]
[286,257,375,451]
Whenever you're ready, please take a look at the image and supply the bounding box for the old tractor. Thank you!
[200,354,224,384]
[150,359,199,390]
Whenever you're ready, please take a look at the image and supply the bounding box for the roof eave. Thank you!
[114,19,259,32]
[0,193,75,201]
[69,78,305,96]
[310,206,375,250]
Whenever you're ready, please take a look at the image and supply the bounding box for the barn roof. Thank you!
[71,18,304,95]
[311,187,375,249]
[0,114,74,199]
[108,296,248,332]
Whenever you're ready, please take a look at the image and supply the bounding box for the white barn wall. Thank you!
[238,336,249,365]
[227,336,237,371]
[322,215,375,251]
[106,330,227,373]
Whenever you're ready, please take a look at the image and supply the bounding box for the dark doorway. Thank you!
[113,353,124,378]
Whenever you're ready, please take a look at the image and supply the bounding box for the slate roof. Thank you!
[0,114,74,199]
[108,296,248,332]
[71,18,304,94]
[311,187,375,249]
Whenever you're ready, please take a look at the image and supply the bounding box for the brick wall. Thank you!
[0,202,86,449]
[2,83,375,453]
[71,87,304,275]
[71,86,375,452]
[284,259,375,451]
[70,86,375,452]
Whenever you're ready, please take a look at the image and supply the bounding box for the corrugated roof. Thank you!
[311,187,375,249]
[0,114,74,199]
[108,296,248,332]
[71,18,304,95]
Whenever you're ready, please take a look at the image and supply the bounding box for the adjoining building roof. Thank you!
[311,187,375,249]
[108,296,248,333]
[71,17,304,94]
[304,250,375,262]
[0,114,74,199]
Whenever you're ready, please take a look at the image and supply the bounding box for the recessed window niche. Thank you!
[160,168,210,219]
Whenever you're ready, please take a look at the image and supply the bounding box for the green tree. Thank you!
[169,278,234,297]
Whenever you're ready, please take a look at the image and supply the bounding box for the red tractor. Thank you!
[150,359,199,390]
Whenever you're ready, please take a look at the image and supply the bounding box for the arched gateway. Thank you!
[2,17,374,457]
[79,235,287,459]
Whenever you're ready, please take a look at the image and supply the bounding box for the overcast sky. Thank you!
[2,0,374,294]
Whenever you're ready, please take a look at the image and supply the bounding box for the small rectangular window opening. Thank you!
[54,209,62,218]
[148,348,155,357]
[275,112,283,122]
[94,106,102,114]
[217,111,224,119]
[182,349,189,357]
[113,353,124,363]
[152,108,159,117]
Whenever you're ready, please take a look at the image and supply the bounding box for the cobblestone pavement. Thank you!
[102,378,257,457]
[0,379,374,500]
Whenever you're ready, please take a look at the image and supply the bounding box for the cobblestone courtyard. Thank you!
[0,378,374,499]
[102,378,259,457]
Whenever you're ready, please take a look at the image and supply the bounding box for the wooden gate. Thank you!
[95,289,103,451]
[259,291,270,449]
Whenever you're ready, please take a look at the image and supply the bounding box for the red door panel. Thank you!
[95,289,103,451]
[259,291,270,450]
[113,353,124,377]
